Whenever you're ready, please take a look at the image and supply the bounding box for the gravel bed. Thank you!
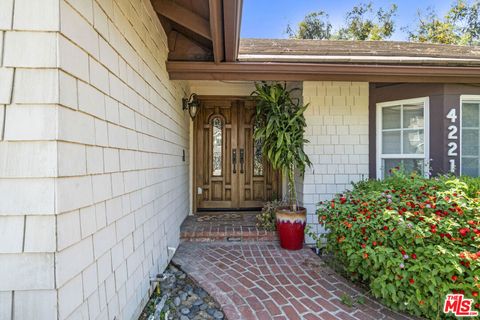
[138,264,225,320]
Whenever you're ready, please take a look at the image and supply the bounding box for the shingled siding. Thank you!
[0,0,190,319]
[56,0,190,319]
[0,0,59,319]
[302,81,369,241]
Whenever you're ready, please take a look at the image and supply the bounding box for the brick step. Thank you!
[180,230,278,242]
[180,212,279,242]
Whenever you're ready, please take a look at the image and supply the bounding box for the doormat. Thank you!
[195,213,244,222]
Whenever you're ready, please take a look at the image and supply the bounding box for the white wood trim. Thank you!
[460,95,480,101]
[376,97,430,179]
[376,102,382,179]
[424,98,430,176]
[377,97,428,108]
[380,154,425,159]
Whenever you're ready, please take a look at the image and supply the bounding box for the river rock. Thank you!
[173,297,181,306]
[180,292,188,301]
[206,308,216,316]
[140,263,224,320]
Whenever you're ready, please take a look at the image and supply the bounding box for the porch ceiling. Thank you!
[151,0,241,63]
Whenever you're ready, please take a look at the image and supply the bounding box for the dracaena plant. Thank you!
[251,81,311,211]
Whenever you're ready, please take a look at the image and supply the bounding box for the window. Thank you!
[376,97,429,178]
[253,122,264,176]
[212,117,223,176]
[461,96,480,177]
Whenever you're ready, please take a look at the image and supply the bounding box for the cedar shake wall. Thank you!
[0,1,59,319]
[55,1,190,319]
[302,81,370,241]
[370,83,480,178]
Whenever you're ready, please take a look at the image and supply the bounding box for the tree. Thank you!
[335,2,398,40]
[286,11,332,40]
[287,2,398,41]
[407,0,480,45]
[407,8,458,44]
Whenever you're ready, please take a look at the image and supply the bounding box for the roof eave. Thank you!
[167,61,480,83]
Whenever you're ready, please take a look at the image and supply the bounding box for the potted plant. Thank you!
[252,82,311,250]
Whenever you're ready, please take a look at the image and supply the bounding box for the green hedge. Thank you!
[314,171,480,318]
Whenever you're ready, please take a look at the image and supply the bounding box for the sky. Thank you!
[240,0,454,41]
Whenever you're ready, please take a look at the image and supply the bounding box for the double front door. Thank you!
[194,97,281,209]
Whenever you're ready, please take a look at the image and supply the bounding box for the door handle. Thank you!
[240,149,244,173]
[232,149,237,173]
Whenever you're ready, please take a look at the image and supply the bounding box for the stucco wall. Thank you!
[302,81,369,242]
[0,0,190,319]
[188,80,256,96]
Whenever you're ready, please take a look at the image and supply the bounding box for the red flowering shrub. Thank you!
[315,171,480,318]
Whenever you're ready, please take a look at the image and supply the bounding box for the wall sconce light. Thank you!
[182,93,199,120]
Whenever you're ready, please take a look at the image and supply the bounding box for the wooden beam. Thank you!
[223,0,242,62]
[209,0,224,63]
[166,61,480,83]
[168,31,213,61]
[153,0,211,40]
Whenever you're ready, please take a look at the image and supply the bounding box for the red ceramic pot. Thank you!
[275,207,307,250]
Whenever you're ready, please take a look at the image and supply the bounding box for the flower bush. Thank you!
[314,171,480,319]
[256,199,287,231]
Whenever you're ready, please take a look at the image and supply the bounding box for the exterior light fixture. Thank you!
[182,93,200,120]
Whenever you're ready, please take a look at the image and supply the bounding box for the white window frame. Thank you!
[376,97,430,179]
[460,95,480,177]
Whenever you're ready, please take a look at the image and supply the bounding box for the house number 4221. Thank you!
[446,108,458,173]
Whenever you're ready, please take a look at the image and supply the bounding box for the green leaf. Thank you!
[251,81,311,204]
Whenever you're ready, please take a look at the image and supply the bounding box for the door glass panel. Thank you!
[253,134,263,176]
[403,104,424,128]
[403,129,424,154]
[212,118,222,176]
[382,105,401,129]
[382,131,401,154]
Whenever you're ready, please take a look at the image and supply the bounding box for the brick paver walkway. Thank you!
[172,242,414,320]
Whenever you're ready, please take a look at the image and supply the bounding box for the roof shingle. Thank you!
[239,39,480,66]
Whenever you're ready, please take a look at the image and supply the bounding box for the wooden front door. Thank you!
[194,97,281,210]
